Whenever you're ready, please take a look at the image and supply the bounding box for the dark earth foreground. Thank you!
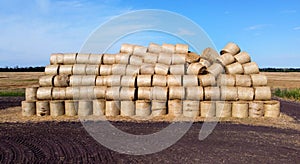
[0,97,299,163]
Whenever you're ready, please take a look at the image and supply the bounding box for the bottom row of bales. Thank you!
[22,100,280,118]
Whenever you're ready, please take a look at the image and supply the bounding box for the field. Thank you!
[0,72,299,163]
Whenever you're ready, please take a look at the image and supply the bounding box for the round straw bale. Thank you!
[85,65,100,75]
[201,47,219,63]
[22,101,36,116]
[183,110,200,118]
[80,75,96,86]
[158,52,172,65]
[136,100,151,116]
[129,55,143,65]
[45,65,59,75]
[243,62,259,74]
[121,101,135,116]
[50,101,65,116]
[95,76,107,86]
[137,75,152,87]
[200,101,216,117]
[102,54,116,64]
[100,65,112,76]
[154,63,169,75]
[183,101,200,117]
[234,51,251,64]
[126,65,140,75]
[133,45,147,56]
[167,75,182,86]
[183,75,198,87]
[152,100,167,111]
[220,86,238,101]
[72,64,87,75]
[198,74,216,87]
[207,63,224,77]
[249,101,264,118]
[140,64,154,75]
[94,86,107,99]
[63,53,77,65]
[216,53,235,66]
[79,86,95,100]
[77,100,93,116]
[225,62,244,74]
[175,44,188,54]
[144,53,158,64]
[117,53,131,64]
[37,87,53,100]
[36,101,50,116]
[65,100,78,116]
[264,100,280,118]
[232,101,249,118]
[137,87,152,100]
[237,87,254,101]
[148,43,161,53]
[169,86,185,100]
[53,75,69,87]
[235,75,251,87]
[254,86,271,100]
[119,87,136,100]
[169,64,185,75]
[93,99,105,116]
[204,87,220,100]
[105,101,120,116]
[152,87,168,100]
[106,87,121,100]
[220,42,240,55]
[50,53,64,64]
[152,109,167,117]
[215,101,231,118]
[250,74,268,86]
[65,87,80,100]
[38,80,50,93]
[152,75,167,87]
[217,74,235,86]
[112,64,127,75]
[121,75,136,87]
[26,87,38,101]
[185,86,204,100]
[76,53,90,64]
[199,58,211,68]
[87,54,102,64]
[59,65,73,75]
[162,43,175,54]
[168,100,183,116]
[187,63,206,75]
[186,52,200,63]
[172,54,186,64]
[52,87,66,100]
[120,43,134,54]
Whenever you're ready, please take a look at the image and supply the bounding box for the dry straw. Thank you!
[138,87,152,100]
[25,87,38,101]
[234,51,251,64]
[106,87,121,100]
[79,86,95,100]
[118,53,131,64]
[207,63,224,77]
[168,100,183,116]
[172,54,186,64]
[105,101,120,116]
[85,65,100,75]
[120,43,134,54]
[78,100,93,116]
[243,62,259,74]
[162,43,175,54]
[65,87,80,100]
[225,62,244,74]
[169,64,185,75]
[144,53,158,64]
[183,100,200,117]
[94,86,107,99]
[96,76,107,86]
[167,75,182,86]
[53,75,69,87]
[237,87,254,101]
[65,100,78,116]
[102,54,116,64]
[217,74,235,86]
[183,75,198,87]
[69,75,82,86]
[50,101,65,116]
[235,75,252,87]
[250,74,268,86]
[220,42,240,55]
[137,75,152,87]
[76,53,90,64]
[254,86,271,100]
[152,75,167,87]
[133,45,147,56]
[106,75,122,87]
[59,65,73,75]
[264,100,280,118]
[100,65,112,76]
[216,53,235,66]
[169,86,185,100]
[186,52,200,63]
[80,75,96,86]
[140,64,155,75]
[185,86,204,100]
[50,53,64,64]
[187,63,206,75]
[204,87,220,100]
[201,47,219,63]
[175,43,188,54]
[121,75,136,87]
[199,58,211,68]
[158,52,172,65]
[93,99,105,116]
[198,74,216,87]
[135,100,151,116]
[232,101,249,118]
[152,87,168,100]
[220,86,238,101]
[148,43,161,53]
[119,87,136,100]
[200,101,216,117]
[52,87,66,100]
[126,65,140,75]
[22,101,36,116]
[151,100,167,116]
[249,101,264,118]
[36,101,50,116]
[45,65,59,75]
[121,101,135,116]
[72,64,87,75]
[130,55,143,65]
[88,54,102,64]
[37,87,53,100]
[215,101,231,118]
[63,53,77,65]
[155,63,169,75]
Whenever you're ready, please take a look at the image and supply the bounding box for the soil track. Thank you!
[0,97,299,163]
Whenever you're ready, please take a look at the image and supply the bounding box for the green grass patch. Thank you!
[0,89,25,97]
[274,88,300,100]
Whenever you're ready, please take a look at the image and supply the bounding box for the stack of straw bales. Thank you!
[22,42,280,118]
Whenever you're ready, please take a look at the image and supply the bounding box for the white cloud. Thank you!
[293,26,300,30]
[245,24,271,31]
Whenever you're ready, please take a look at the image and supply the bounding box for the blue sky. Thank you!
[0,0,299,67]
